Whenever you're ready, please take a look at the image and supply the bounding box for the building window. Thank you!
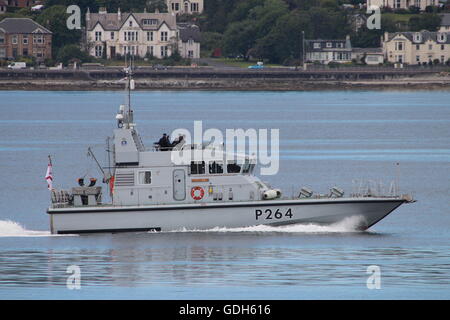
[95,45,103,57]
[191,2,199,12]
[111,32,115,40]
[33,35,44,44]
[22,48,28,56]
[0,47,6,58]
[125,46,136,56]
[142,19,158,25]
[161,31,168,42]
[0,34,4,44]
[188,50,194,58]
[441,44,445,50]
[23,36,28,45]
[313,42,320,49]
[125,31,138,41]
[429,44,432,50]
[129,21,133,27]
[138,171,152,184]
[416,44,420,50]
[395,42,403,51]
[147,46,154,56]
[172,3,180,11]
[441,55,445,63]
[416,55,420,63]
[12,35,18,44]
[188,39,193,45]
[161,45,168,57]
[413,33,421,43]
[147,31,153,42]
[326,42,332,48]
[95,31,102,41]
[397,55,403,63]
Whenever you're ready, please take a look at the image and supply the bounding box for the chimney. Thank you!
[118,7,121,20]
[155,8,159,14]
[86,7,90,21]
[345,35,351,49]
[99,7,107,14]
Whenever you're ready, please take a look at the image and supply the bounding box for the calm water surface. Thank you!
[0,90,449,299]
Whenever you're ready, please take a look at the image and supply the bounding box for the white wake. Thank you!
[0,220,52,237]
[170,216,366,234]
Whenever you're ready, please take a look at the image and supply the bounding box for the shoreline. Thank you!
[1,77,450,91]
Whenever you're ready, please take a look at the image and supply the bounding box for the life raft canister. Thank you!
[191,186,205,200]
[109,176,115,196]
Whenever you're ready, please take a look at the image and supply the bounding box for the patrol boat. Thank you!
[46,69,414,235]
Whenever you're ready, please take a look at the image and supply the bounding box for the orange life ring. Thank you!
[191,186,204,200]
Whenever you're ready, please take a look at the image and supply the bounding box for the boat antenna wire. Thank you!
[87,147,107,182]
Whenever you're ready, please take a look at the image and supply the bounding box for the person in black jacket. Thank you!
[158,133,171,151]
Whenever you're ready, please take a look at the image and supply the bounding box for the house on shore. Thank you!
[305,36,353,64]
[85,8,201,59]
[166,0,203,15]
[366,0,439,11]
[352,47,384,65]
[0,17,52,61]
[382,31,450,64]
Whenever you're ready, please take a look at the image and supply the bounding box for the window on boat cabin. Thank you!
[190,161,205,175]
[227,161,241,174]
[138,171,152,184]
[209,161,223,174]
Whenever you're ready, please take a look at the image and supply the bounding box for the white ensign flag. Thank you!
[45,161,53,190]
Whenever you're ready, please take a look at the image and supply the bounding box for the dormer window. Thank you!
[326,42,332,48]
[142,19,158,26]
[437,33,447,43]
[413,33,422,43]
[313,42,320,49]
[129,21,133,27]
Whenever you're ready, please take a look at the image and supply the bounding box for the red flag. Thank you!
[45,161,53,190]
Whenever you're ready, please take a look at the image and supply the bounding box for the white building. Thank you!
[166,0,204,15]
[352,47,385,65]
[86,8,201,60]
[366,0,438,11]
[382,31,450,64]
[305,36,353,64]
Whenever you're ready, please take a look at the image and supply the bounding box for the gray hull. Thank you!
[47,197,405,234]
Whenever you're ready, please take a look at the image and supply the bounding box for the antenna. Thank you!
[123,52,135,129]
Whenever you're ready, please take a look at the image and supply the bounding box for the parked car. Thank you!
[248,62,264,69]
[152,64,168,70]
[7,62,26,69]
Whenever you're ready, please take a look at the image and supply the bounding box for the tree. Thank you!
[409,13,441,31]
[56,44,91,65]
[36,5,82,56]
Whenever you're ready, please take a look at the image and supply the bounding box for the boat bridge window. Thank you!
[227,161,241,174]
[190,161,205,175]
[138,171,152,184]
[209,161,224,174]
